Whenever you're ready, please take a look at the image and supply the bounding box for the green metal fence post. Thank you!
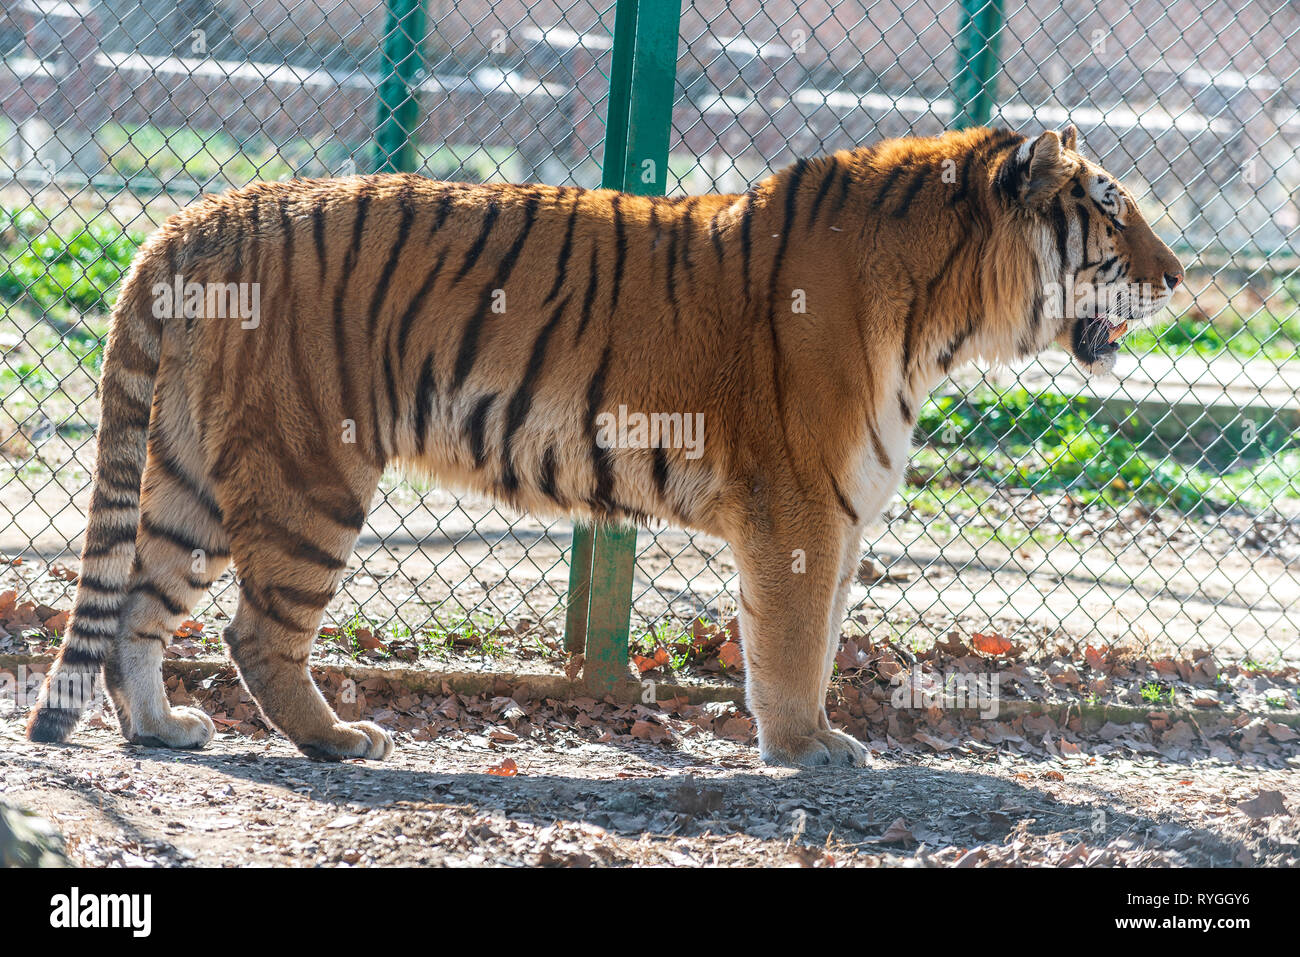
[563,0,639,657]
[564,0,683,689]
[562,527,594,654]
[600,0,639,190]
[373,0,426,173]
[952,0,1005,129]
[616,1,680,197]
[582,523,639,688]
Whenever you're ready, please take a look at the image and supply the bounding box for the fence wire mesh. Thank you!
[0,0,1296,669]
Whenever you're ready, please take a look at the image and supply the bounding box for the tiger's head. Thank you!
[994,125,1183,375]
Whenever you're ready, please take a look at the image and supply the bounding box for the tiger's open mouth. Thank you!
[1070,314,1129,364]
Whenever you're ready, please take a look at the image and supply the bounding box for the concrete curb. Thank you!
[0,653,746,708]
[5,652,1297,729]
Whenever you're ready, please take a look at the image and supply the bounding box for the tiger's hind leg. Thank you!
[218,465,393,762]
[103,414,231,749]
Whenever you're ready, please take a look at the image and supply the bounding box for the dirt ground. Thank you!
[2,658,1298,868]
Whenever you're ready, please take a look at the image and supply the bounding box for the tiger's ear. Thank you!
[1021,130,1075,205]
[1060,124,1078,152]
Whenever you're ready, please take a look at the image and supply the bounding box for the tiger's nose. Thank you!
[1164,272,1182,290]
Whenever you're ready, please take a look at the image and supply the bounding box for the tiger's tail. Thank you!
[26,244,168,743]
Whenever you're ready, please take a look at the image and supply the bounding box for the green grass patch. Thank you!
[1128,307,1300,362]
[917,387,1300,514]
[0,207,144,317]
[0,207,143,440]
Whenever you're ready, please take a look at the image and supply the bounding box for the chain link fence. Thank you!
[0,0,1297,666]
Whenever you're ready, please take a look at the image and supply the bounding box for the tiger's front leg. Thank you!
[730,506,869,768]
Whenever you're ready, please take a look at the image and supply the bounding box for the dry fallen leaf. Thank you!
[633,647,671,673]
[173,618,204,639]
[1084,644,1109,670]
[876,658,902,680]
[353,628,386,652]
[630,719,669,743]
[47,564,79,582]
[487,757,519,777]
[717,715,755,742]
[717,641,744,670]
[936,632,967,657]
[954,847,989,867]
[913,730,958,752]
[564,653,584,681]
[1265,721,1299,743]
[691,617,719,644]
[6,602,43,631]
[1235,790,1287,820]
[971,632,1012,656]
[873,817,915,846]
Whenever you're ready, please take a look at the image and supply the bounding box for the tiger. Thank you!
[26,124,1182,766]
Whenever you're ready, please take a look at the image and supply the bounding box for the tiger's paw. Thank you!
[760,728,869,768]
[297,721,395,762]
[128,705,216,750]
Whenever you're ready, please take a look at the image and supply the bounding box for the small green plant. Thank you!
[1139,681,1173,705]
[630,617,736,673]
[335,614,381,659]
[1240,654,1283,673]
[413,615,505,660]
[476,630,508,659]
[632,622,673,656]
[417,628,456,659]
